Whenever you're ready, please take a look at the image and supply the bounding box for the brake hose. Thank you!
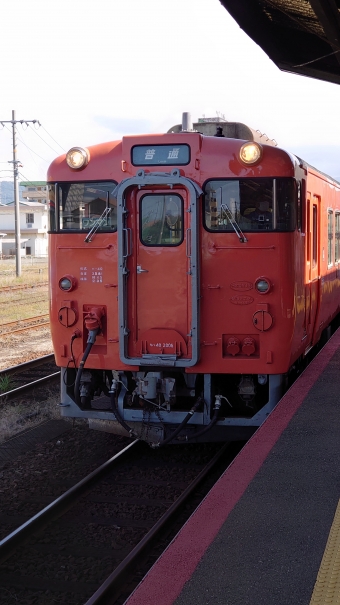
[184,395,222,441]
[185,407,220,441]
[152,396,203,448]
[74,328,98,407]
[109,379,138,439]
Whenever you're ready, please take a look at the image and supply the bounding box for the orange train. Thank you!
[47,114,340,445]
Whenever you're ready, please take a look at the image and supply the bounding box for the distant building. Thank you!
[0,181,24,205]
[0,233,6,260]
[0,195,48,257]
[20,181,48,204]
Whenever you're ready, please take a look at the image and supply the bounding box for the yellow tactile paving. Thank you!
[310,500,340,604]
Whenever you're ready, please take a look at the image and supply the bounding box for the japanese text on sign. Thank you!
[132,144,190,166]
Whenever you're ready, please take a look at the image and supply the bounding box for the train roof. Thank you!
[167,119,277,146]
[220,0,340,86]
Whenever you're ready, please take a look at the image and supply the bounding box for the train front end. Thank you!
[48,121,302,444]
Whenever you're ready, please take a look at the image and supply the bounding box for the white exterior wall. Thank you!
[27,234,48,256]
[0,208,47,230]
[0,209,15,230]
[0,203,48,257]
[20,208,48,230]
[1,242,26,256]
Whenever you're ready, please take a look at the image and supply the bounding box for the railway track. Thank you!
[0,354,59,402]
[0,281,48,293]
[0,314,50,336]
[0,438,242,605]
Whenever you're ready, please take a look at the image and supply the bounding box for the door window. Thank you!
[140,194,183,246]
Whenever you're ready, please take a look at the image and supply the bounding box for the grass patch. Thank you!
[1,292,49,323]
[0,374,16,393]
[0,261,49,323]
[0,394,61,443]
[0,260,48,287]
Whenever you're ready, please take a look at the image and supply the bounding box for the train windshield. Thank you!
[48,181,117,232]
[204,178,297,232]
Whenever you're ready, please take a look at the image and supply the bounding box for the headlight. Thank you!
[255,278,271,294]
[59,275,77,292]
[66,147,89,169]
[239,142,262,165]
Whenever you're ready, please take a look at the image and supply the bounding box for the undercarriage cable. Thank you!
[151,396,203,448]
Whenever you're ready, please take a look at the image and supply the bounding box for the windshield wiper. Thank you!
[220,204,247,243]
[84,207,112,243]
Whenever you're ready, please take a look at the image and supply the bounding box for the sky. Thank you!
[1,0,340,185]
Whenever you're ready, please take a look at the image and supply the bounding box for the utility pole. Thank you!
[0,110,40,277]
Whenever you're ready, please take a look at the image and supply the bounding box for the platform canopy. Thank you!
[220,0,340,85]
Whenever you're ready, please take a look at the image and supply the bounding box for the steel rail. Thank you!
[0,281,48,293]
[1,297,48,309]
[0,439,140,564]
[84,441,230,605]
[0,353,55,378]
[1,320,50,336]
[0,371,60,402]
[0,313,49,330]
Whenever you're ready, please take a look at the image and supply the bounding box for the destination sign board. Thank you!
[132,144,190,166]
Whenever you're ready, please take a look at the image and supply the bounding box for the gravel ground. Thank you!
[0,328,58,442]
[0,327,53,370]
[0,421,131,540]
[0,421,225,605]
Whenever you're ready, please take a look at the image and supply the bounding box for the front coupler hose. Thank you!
[185,394,223,441]
[74,328,99,407]
[109,379,138,439]
[152,396,203,448]
[185,407,220,441]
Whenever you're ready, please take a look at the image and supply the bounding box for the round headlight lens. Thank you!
[256,279,270,293]
[239,142,262,165]
[59,276,74,291]
[66,147,89,169]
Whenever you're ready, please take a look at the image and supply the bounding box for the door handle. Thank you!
[186,228,191,257]
[122,228,132,258]
[137,265,149,273]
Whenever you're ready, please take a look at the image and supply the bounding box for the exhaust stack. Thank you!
[182,112,193,132]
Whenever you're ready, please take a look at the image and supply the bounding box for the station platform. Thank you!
[124,328,340,605]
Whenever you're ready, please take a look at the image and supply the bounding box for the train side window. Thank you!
[140,194,183,246]
[297,179,306,231]
[55,181,117,232]
[306,199,310,263]
[203,178,296,232]
[335,212,340,264]
[328,210,333,267]
[312,204,318,267]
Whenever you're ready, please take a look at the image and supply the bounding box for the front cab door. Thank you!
[115,169,201,368]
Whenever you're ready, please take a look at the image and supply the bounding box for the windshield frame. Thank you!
[47,180,118,234]
[203,177,298,234]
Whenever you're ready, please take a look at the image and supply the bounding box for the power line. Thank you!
[2,116,65,160]
[15,131,49,163]
[18,171,47,188]
[26,123,61,155]
[0,123,13,136]
[40,124,66,152]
